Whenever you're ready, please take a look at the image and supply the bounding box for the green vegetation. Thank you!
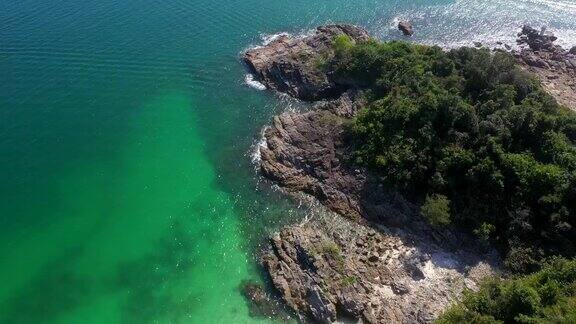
[341,275,358,286]
[331,39,576,270]
[320,240,341,256]
[421,193,451,226]
[437,258,576,323]
[319,240,345,272]
[475,222,497,249]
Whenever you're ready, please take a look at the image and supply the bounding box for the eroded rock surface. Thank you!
[260,91,427,232]
[264,213,495,323]
[243,25,370,101]
[515,25,576,109]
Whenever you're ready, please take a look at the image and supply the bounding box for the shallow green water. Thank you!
[1,0,575,323]
[1,92,259,323]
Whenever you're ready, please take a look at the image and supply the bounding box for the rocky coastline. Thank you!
[243,25,574,323]
[513,25,576,109]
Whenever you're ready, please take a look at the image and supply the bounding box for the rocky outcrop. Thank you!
[398,21,414,36]
[261,91,368,222]
[264,212,496,323]
[517,25,561,52]
[259,90,498,322]
[260,91,430,232]
[516,25,575,68]
[243,25,370,101]
[515,25,576,109]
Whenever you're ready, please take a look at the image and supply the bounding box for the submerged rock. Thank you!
[240,280,290,320]
[398,21,414,36]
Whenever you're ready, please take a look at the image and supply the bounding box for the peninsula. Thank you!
[244,25,576,323]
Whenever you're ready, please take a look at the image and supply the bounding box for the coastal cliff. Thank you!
[244,25,575,323]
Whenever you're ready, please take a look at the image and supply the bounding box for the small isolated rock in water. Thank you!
[398,21,414,36]
[474,42,482,48]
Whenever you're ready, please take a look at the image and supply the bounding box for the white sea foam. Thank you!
[530,0,576,14]
[241,32,290,54]
[261,32,290,46]
[387,0,576,51]
[250,127,269,165]
[389,15,402,30]
[244,74,266,91]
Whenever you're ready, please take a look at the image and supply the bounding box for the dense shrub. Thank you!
[331,39,576,267]
[421,194,451,226]
[436,258,576,323]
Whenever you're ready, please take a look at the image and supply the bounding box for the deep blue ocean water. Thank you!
[1,0,575,322]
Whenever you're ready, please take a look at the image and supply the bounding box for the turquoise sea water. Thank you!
[1,0,575,323]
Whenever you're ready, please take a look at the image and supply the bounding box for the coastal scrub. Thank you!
[332,40,576,270]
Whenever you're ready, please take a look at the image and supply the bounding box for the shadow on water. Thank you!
[0,200,216,324]
[113,219,201,323]
[0,247,92,324]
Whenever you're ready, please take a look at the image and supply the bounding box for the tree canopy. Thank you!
[437,258,576,323]
[331,37,576,271]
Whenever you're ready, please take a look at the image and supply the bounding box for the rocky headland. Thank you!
[244,24,574,323]
[244,25,370,101]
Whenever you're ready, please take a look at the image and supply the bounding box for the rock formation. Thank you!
[515,25,576,109]
[264,213,495,323]
[259,91,498,323]
[243,25,370,101]
[398,21,414,36]
[517,25,560,52]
